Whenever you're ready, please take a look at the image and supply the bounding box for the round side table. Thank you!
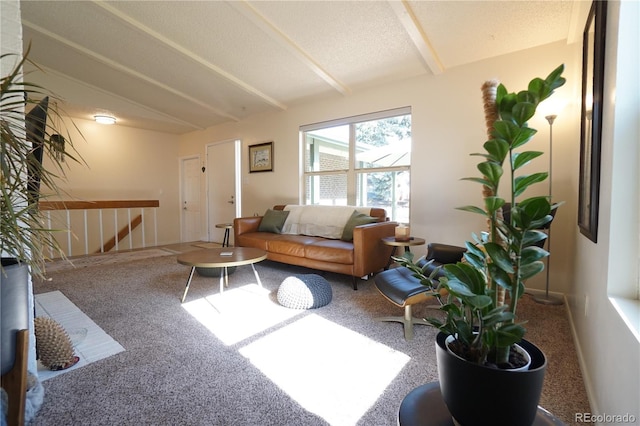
[381,236,426,269]
[398,382,565,426]
[215,223,233,247]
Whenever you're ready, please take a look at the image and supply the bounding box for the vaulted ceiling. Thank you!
[20,1,586,135]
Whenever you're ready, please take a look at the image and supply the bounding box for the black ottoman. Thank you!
[277,274,332,309]
[196,266,236,277]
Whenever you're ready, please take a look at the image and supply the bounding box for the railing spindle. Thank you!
[153,208,158,247]
[66,210,72,256]
[99,209,104,253]
[141,208,146,248]
[114,209,118,252]
[46,211,53,259]
[83,210,89,255]
[127,208,132,249]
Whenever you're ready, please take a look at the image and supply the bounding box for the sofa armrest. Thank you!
[233,216,262,240]
[352,221,397,276]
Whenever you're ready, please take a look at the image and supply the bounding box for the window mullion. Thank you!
[347,123,357,205]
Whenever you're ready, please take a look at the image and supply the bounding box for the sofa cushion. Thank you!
[305,239,355,265]
[267,235,323,257]
[258,209,290,233]
[235,232,283,251]
[341,211,377,241]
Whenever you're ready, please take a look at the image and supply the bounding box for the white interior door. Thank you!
[207,140,239,245]
[180,156,201,242]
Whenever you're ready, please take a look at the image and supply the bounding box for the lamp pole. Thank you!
[534,115,563,305]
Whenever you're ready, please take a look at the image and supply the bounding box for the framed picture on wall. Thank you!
[249,141,273,173]
[578,0,606,243]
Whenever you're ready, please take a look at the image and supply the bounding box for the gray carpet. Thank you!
[32,255,590,425]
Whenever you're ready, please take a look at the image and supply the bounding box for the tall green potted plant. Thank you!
[1,47,81,385]
[396,64,566,425]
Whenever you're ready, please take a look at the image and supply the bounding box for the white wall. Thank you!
[570,0,640,421]
[180,39,582,295]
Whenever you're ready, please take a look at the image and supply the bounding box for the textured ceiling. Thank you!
[19,0,586,135]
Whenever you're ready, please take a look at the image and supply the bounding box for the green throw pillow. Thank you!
[341,211,377,241]
[258,209,290,233]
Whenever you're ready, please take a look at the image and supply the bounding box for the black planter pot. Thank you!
[435,331,547,426]
[1,258,30,376]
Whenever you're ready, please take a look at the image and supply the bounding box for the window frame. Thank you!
[300,107,411,221]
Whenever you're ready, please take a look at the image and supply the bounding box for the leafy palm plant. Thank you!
[1,47,82,279]
[397,65,566,367]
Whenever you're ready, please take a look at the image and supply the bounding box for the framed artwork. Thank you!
[249,141,273,173]
[578,0,606,243]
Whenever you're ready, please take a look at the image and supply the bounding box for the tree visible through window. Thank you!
[302,107,411,222]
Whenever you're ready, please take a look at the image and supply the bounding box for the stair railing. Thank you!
[38,200,160,258]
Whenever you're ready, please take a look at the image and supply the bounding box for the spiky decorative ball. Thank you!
[34,317,79,370]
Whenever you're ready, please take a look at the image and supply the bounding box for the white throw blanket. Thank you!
[282,205,372,239]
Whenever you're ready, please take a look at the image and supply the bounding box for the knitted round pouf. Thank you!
[277,274,332,309]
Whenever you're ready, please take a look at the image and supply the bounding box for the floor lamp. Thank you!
[534,114,564,305]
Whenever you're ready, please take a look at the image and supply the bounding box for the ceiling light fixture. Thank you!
[94,115,116,125]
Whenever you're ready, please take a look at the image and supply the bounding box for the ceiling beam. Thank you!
[23,20,239,122]
[388,0,444,75]
[94,1,287,111]
[227,0,351,96]
[33,65,204,131]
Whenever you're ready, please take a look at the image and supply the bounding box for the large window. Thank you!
[301,107,411,222]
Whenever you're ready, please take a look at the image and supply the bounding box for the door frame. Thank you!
[205,139,242,242]
[179,154,203,242]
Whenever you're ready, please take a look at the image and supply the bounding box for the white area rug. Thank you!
[34,291,125,381]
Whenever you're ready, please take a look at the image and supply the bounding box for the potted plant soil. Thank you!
[396,64,566,426]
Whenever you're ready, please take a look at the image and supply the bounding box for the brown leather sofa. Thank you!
[234,205,396,289]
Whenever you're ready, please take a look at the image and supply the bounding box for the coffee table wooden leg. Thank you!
[181,266,196,303]
[251,263,263,288]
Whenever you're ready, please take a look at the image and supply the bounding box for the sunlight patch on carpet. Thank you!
[181,284,302,345]
[35,291,125,381]
[239,315,410,426]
